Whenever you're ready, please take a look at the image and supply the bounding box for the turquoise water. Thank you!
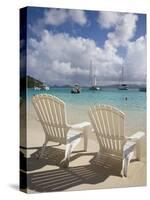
[27,88,146,112]
[27,88,146,134]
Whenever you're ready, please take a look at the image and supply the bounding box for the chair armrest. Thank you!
[126,131,145,142]
[70,121,91,129]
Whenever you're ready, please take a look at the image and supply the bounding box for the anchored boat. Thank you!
[139,86,146,92]
[89,61,101,91]
[118,66,128,90]
[71,84,81,94]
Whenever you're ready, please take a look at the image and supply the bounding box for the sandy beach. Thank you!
[20,101,146,193]
[19,6,147,194]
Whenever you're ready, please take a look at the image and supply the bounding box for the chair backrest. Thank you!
[32,94,69,144]
[89,105,125,156]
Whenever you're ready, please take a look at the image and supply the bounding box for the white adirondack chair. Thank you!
[32,94,90,167]
[88,105,145,177]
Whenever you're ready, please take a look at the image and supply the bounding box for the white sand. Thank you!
[20,102,146,193]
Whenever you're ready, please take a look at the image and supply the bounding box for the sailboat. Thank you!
[118,66,128,90]
[89,61,101,91]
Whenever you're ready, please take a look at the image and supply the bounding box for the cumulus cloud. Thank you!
[27,30,123,85]
[28,8,88,38]
[97,11,120,29]
[96,11,146,83]
[44,9,68,26]
[124,36,146,82]
[98,12,138,48]
[43,8,87,26]
[27,10,146,85]
[68,10,87,25]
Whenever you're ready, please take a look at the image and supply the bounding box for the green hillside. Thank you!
[27,76,44,88]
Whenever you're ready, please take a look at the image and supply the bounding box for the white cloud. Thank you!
[28,8,88,36]
[124,36,146,82]
[97,12,146,83]
[97,11,120,29]
[44,9,67,26]
[27,11,146,85]
[43,9,87,26]
[98,12,138,48]
[68,10,87,26]
[27,30,123,85]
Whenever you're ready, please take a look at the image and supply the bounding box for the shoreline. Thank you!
[20,92,146,192]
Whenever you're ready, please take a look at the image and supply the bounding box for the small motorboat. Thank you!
[71,84,80,94]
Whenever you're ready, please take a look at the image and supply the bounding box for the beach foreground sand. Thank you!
[20,104,146,193]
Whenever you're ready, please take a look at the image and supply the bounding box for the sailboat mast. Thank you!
[93,74,96,86]
[120,65,124,85]
[90,60,93,86]
[122,66,124,83]
[90,60,97,87]
[89,60,100,90]
[93,63,97,86]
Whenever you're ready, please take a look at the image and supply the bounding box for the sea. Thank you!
[27,87,146,135]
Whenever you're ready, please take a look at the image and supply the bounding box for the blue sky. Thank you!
[27,7,146,47]
[26,7,146,85]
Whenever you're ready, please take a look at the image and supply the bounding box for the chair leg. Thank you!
[121,159,125,177]
[83,125,90,151]
[61,134,81,168]
[122,151,134,177]
[123,157,129,177]
[60,143,72,168]
[66,143,72,161]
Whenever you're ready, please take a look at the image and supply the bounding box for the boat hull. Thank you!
[118,84,128,90]
[89,86,101,91]
[139,88,146,92]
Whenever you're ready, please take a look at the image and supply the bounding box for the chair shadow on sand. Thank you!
[20,145,124,192]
